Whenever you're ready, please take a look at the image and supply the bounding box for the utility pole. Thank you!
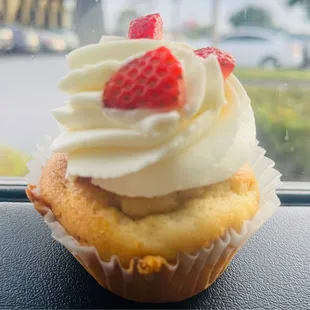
[171,0,181,40]
[75,0,104,45]
[101,0,106,34]
[211,0,220,46]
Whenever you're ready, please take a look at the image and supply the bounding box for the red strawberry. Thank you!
[194,47,235,79]
[128,13,163,40]
[103,46,185,110]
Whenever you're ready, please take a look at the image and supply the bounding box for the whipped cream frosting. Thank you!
[51,37,256,197]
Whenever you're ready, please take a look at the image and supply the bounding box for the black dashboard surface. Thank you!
[1,203,309,309]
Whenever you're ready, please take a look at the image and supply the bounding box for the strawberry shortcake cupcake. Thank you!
[26,13,280,303]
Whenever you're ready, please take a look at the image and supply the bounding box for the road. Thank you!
[0,55,68,154]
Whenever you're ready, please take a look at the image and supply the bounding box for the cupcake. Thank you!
[26,14,281,303]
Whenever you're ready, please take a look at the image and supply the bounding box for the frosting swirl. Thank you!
[51,38,256,197]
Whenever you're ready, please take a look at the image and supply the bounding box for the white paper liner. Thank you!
[26,136,281,302]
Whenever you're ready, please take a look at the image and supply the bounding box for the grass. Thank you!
[247,86,310,181]
[247,86,310,129]
[235,68,310,82]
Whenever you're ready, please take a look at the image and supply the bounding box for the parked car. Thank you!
[36,28,67,53]
[290,34,310,68]
[0,25,13,52]
[218,27,304,68]
[56,29,80,52]
[8,23,40,53]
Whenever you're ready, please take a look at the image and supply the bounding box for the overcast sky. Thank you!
[102,0,310,34]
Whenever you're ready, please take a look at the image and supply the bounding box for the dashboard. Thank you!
[1,184,310,309]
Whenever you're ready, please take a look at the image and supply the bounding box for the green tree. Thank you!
[229,6,274,28]
[288,0,310,19]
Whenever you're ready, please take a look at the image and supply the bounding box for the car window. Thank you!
[0,0,309,184]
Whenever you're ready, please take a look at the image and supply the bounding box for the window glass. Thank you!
[0,0,309,182]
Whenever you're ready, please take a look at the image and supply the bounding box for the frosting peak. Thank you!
[51,37,256,197]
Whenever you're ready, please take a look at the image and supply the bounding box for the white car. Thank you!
[218,28,304,68]
[36,29,67,53]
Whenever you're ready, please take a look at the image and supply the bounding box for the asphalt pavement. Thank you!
[0,55,68,154]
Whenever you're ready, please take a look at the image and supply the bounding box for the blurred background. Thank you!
[0,0,309,181]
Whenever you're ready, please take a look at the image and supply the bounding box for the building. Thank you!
[0,0,104,44]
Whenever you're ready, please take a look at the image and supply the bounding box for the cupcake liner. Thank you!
[26,136,281,303]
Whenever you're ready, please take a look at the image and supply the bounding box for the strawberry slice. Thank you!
[194,47,235,79]
[128,13,163,40]
[103,46,184,110]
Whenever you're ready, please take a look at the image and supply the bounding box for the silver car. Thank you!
[9,23,40,53]
[218,27,304,69]
[0,25,13,52]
